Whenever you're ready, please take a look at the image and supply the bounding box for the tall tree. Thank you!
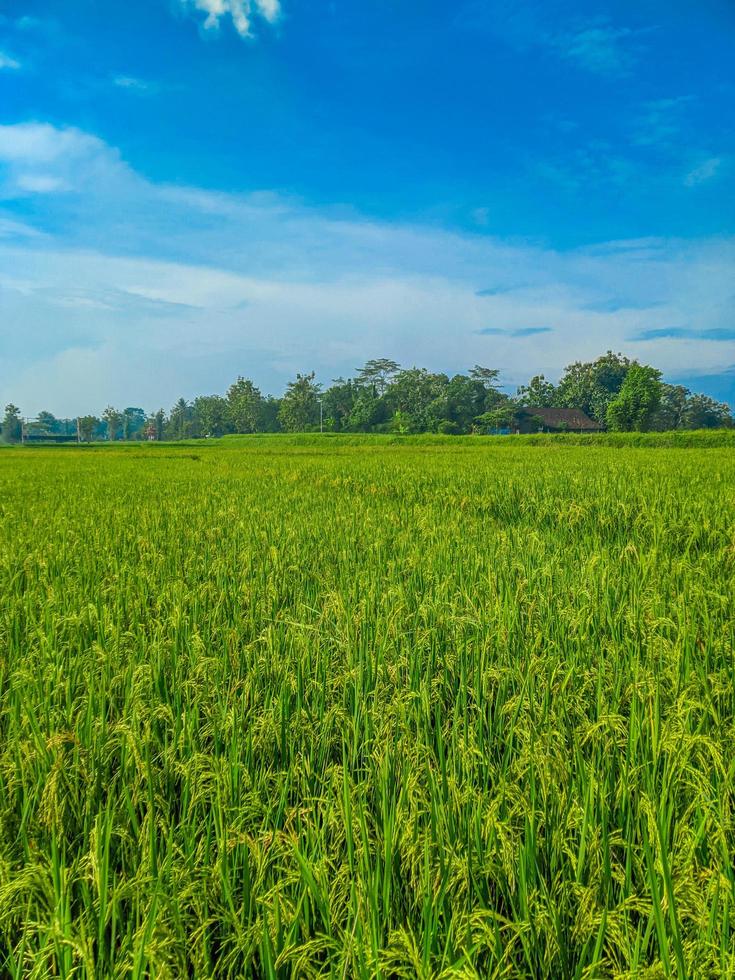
[444,374,489,432]
[168,398,192,441]
[152,409,167,441]
[226,377,264,433]
[2,404,22,444]
[278,372,322,432]
[78,415,100,442]
[194,395,230,437]
[557,352,631,423]
[259,397,282,432]
[475,404,520,433]
[606,365,662,432]
[683,393,733,429]
[355,359,401,395]
[36,411,59,434]
[516,375,557,407]
[122,407,146,440]
[654,384,690,430]
[349,388,389,431]
[102,406,123,442]
[385,368,449,432]
[469,365,501,389]
[321,379,357,431]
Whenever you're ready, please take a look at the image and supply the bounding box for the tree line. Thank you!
[2,352,732,443]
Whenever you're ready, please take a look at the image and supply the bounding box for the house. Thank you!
[517,407,603,434]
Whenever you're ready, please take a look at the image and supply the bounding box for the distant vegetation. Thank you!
[2,440,734,976]
[3,351,732,443]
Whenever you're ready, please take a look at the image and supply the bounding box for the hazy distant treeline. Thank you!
[3,352,732,442]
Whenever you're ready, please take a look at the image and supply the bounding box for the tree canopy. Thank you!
[4,352,732,443]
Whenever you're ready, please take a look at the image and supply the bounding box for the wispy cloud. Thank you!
[551,22,642,76]
[14,16,46,31]
[0,51,21,70]
[0,123,133,199]
[0,216,47,239]
[113,75,154,93]
[633,96,694,147]
[513,326,553,337]
[0,122,733,413]
[475,286,521,297]
[15,174,67,193]
[632,326,735,341]
[684,157,722,187]
[527,140,643,194]
[469,4,648,77]
[582,299,664,313]
[478,326,553,337]
[179,0,281,39]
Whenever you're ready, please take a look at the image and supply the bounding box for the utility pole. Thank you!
[76,417,81,444]
[319,398,323,433]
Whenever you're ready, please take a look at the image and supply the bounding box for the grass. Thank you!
[1,437,734,977]
[10,428,735,451]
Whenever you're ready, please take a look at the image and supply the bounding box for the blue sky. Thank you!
[1,0,734,414]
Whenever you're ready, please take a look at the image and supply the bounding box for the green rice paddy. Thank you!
[1,437,734,977]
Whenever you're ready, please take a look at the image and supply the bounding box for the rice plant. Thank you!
[1,438,733,977]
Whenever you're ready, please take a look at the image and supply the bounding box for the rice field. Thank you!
[1,437,734,978]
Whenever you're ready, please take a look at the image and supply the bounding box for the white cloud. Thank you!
[15,16,45,31]
[0,123,103,164]
[113,75,152,93]
[0,122,134,198]
[472,5,647,77]
[0,216,46,239]
[180,0,281,38]
[633,96,694,147]
[684,157,722,187]
[255,0,280,22]
[0,121,732,414]
[553,23,637,75]
[15,174,68,193]
[0,51,21,70]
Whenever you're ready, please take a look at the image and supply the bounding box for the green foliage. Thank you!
[654,384,690,431]
[320,379,356,431]
[78,415,101,441]
[102,406,123,442]
[35,411,60,434]
[2,403,22,443]
[278,372,322,432]
[475,404,519,431]
[516,374,557,407]
[385,367,449,432]
[151,408,166,441]
[555,351,632,422]
[194,395,230,438]
[11,354,731,445]
[468,364,501,388]
[349,389,388,432]
[226,378,264,434]
[606,364,662,431]
[168,398,193,441]
[122,407,147,441]
[444,374,489,431]
[1,439,734,977]
[681,391,733,429]
[651,384,733,432]
[258,396,282,433]
[354,358,401,395]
